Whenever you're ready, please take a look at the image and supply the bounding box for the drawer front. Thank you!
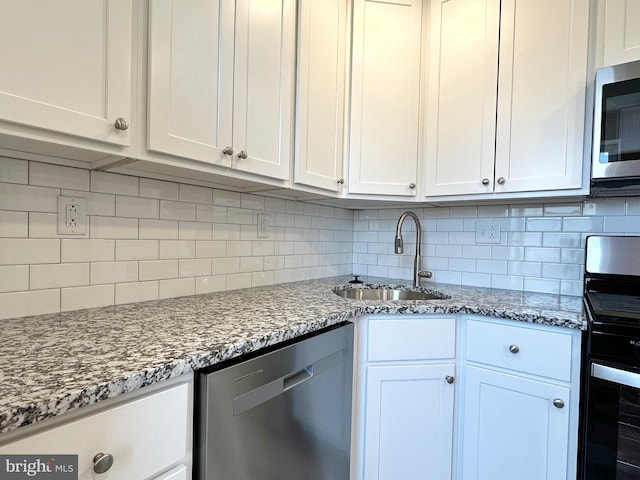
[465,319,573,381]
[368,316,456,361]
[0,382,190,480]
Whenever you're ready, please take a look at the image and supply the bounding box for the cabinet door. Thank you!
[363,363,455,480]
[603,0,640,66]
[231,0,296,181]
[294,0,348,192]
[0,1,132,146]
[349,0,423,196]
[147,0,234,166]
[424,0,499,197]
[460,366,570,480]
[494,0,588,193]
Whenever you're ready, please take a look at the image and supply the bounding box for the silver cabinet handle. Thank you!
[445,375,454,384]
[553,398,565,409]
[497,176,506,185]
[337,178,344,184]
[482,178,490,185]
[114,118,129,131]
[237,150,248,159]
[509,344,519,354]
[223,146,233,156]
[93,453,114,474]
[409,183,416,189]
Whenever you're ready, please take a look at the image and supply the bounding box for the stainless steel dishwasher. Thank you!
[195,322,354,480]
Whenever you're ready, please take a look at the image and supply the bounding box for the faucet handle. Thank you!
[418,271,433,279]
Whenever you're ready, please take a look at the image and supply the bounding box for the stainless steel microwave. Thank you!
[591,59,640,196]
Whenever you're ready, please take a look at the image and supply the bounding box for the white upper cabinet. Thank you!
[294,0,348,192]
[0,0,133,146]
[424,0,500,196]
[424,0,589,198]
[348,0,423,196]
[147,0,295,181]
[147,0,234,168]
[602,0,640,66]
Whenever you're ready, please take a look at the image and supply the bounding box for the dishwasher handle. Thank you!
[283,366,314,391]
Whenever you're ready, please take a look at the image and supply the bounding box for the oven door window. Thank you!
[601,78,640,164]
[585,363,640,479]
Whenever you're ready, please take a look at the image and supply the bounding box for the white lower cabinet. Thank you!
[458,317,582,480]
[0,379,192,480]
[354,315,456,480]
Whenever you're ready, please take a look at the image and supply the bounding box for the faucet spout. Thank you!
[394,211,431,287]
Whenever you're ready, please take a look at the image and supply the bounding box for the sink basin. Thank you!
[333,286,449,301]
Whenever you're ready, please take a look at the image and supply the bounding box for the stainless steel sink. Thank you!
[333,286,449,301]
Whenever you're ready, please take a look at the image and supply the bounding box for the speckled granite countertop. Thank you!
[0,276,585,435]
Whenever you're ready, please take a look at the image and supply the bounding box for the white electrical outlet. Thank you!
[57,196,87,235]
[257,213,270,239]
[476,220,501,244]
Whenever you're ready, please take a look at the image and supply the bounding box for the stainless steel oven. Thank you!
[582,235,640,478]
[591,60,640,195]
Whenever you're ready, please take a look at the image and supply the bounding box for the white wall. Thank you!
[352,200,640,296]
[0,158,354,320]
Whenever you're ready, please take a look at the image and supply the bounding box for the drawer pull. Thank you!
[114,117,129,131]
[509,344,519,354]
[93,453,114,474]
[445,375,455,384]
[553,398,565,409]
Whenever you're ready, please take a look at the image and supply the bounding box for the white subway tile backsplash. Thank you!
[180,184,213,204]
[196,204,226,223]
[491,275,524,291]
[227,207,253,225]
[227,240,252,257]
[0,289,59,320]
[159,200,197,221]
[563,217,604,232]
[0,239,59,265]
[30,263,89,289]
[526,217,562,232]
[542,232,582,248]
[0,158,28,184]
[240,256,264,273]
[90,261,138,285]
[524,247,561,263]
[62,190,115,216]
[159,277,196,299]
[90,216,138,239]
[213,223,241,240]
[140,178,179,200]
[30,163,89,191]
[462,245,492,259]
[0,183,59,212]
[28,213,61,238]
[195,241,226,258]
[116,240,159,261]
[0,265,29,293]
[115,281,158,305]
[241,193,265,210]
[603,215,640,233]
[543,203,582,216]
[62,239,115,263]
[91,171,138,196]
[61,284,114,312]
[252,271,274,287]
[477,259,508,275]
[508,261,542,277]
[116,196,159,219]
[139,260,179,281]
[195,275,226,294]
[139,219,179,240]
[523,277,560,295]
[159,240,195,259]
[211,257,240,274]
[583,199,625,216]
[542,263,581,280]
[179,221,212,240]
[227,272,252,290]
[179,258,212,278]
[213,189,241,207]
[0,211,28,237]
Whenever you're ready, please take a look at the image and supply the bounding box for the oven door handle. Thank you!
[592,363,640,388]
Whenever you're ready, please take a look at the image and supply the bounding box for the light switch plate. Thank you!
[57,196,87,235]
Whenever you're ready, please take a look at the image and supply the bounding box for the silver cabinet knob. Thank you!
[93,453,114,474]
[445,375,455,384]
[497,176,506,185]
[337,178,344,184]
[509,344,519,354]
[482,178,490,185]
[409,183,416,189]
[114,118,129,131]
[237,150,248,159]
[222,146,233,156]
[553,398,565,409]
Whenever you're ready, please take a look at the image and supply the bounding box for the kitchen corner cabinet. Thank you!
[294,0,348,193]
[0,379,192,480]
[602,0,640,66]
[424,0,589,197]
[459,318,582,480]
[0,1,133,148]
[354,316,456,480]
[147,0,295,181]
[348,0,423,196]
